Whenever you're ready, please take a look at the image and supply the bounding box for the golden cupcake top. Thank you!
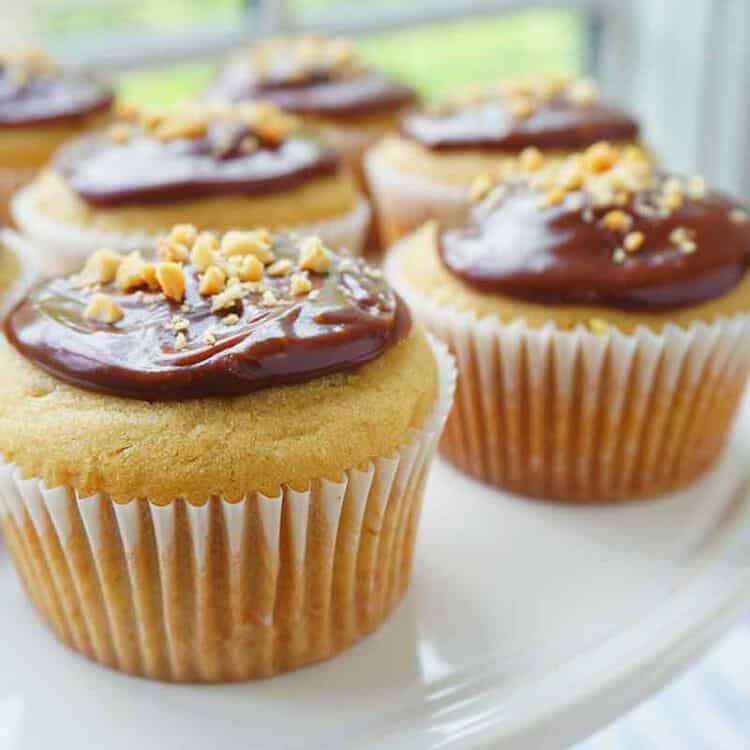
[207,34,417,118]
[438,142,750,310]
[400,75,639,152]
[0,47,113,127]
[5,225,410,400]
[51,101,341,206]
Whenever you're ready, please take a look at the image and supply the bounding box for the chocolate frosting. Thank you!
[209,65,417,119]
[5,235,410,400]
[401,98,639,152]
[440,181,750,311]
[55,121,340,207]
[0,66,112,127]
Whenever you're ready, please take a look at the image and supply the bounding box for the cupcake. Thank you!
[12,101,370,275]
[385,142,750,502]
[0,48,114,225]
[366,76,644,247]
[0,225,454,681]
[207,34,418,191]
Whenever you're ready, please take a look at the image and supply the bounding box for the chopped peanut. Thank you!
[79,248,122,285]
[584,142,618,173]
[519,146,544,172]
[157,237,189,263]
[84,293,123,324]
[267,259,293,277]
[190,232,218,272]
[156,262,185,301]
[237,254,264,282]
[290,273,312,295]
[168,223,198,247]
[624,231,645,252]
[602,210,632,231]
[220,229,274,263]
[116,251,151,291]
[298,236,332,273]
[199,265,227,296]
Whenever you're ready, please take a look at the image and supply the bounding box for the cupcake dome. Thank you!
[0,224,454,681]
[208,34,418,190]
[0,49,114,224]
[366,76,646,246]
[12,102,370,274]
[386,142,750,501]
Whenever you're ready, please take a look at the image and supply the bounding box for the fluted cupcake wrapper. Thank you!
[12,184,372,277]
[364,148,471,248]
[0,337,455,682]
[0,167,38,227]
[386,243,750,502]
[0,230,41,321]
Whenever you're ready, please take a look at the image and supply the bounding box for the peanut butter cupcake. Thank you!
[366,76,644,246]
[0,224,454,682]
[207,34,418,192]
[12,102,370,275]
[0,48,114,225]
[385,142,750,502]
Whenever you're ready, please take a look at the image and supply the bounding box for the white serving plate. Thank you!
[1,402,749,750]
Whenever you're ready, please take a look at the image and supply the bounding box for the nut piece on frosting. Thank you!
[466,139,725,265]
[84,292,124,323]
[298,236,332,273]
[68,228,365,356]
[114,100,298,148]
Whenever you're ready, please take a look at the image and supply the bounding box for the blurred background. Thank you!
[5,0,750,197]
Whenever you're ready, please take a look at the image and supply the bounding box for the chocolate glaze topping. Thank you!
[55,115,339,207]
[5,233,410,400]
[210,66,417,118]
[0,63,112,127]
[208,36,417,118]
[441,169,750,311]
[401,80,638,152]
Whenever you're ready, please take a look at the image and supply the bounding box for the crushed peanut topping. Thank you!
[465,143,740,266]
[435,75,604,121]
[113,100,297,148]
[199,265,227,296]
[299,236,332,273]
[290,273,312,295]
[221,228,275,263]
[67,227,391,354]
[602,210,632,231]
[624,231,645,253]
[267,259,293,277]
[75,248,122,287]
[84,293,123,324]
[156,262,185,302]
[190,231,218,271]
[116,251,156,292]
[242,34,365,86]
[519,146,544,172]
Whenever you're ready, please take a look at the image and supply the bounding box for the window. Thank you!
[27,1,590,106]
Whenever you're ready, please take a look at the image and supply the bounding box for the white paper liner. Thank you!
[0,336,455,682]
[364,147,471,248]
[386,237,750,501]
[0,230,40,321]
[12,183,372,277]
